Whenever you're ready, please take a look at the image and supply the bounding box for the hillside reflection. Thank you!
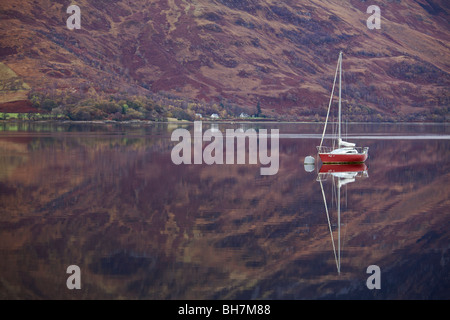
[0,123,448,299]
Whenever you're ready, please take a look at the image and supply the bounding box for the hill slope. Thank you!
[0,0,449,120]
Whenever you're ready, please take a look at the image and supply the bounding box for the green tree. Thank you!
[122,104,129,115]
[30,94,41,109]
[41,99,57,112]
[256,101,262,117]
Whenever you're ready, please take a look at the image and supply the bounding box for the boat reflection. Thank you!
[316,164,368,274]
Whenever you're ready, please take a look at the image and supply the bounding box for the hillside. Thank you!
[0,0,449,121]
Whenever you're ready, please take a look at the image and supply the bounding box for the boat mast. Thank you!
[338,51,342,146]
[319,53,340,149]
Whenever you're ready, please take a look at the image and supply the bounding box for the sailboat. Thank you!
[317,163,368,273]
[317,52,369,163]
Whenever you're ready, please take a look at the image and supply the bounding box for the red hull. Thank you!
[319,152,368,163]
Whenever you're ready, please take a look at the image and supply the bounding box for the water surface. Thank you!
[0,122,449,299]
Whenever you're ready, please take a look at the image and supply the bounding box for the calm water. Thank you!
[0,122,449,299]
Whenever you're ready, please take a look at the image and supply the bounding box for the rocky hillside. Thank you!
[0,0,449,121]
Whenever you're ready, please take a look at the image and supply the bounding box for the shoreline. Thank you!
[0,119,447,126]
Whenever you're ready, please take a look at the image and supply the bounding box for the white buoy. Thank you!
[304,156,315,172]
[304,156,315,164]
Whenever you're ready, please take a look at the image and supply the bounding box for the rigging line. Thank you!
[319,54,341,149]
[319,179,339,273]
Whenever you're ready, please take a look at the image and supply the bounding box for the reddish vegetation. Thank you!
[0,0,448,120]
[0,100,39,113]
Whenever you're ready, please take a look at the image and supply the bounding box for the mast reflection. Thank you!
[316,164,369,274]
